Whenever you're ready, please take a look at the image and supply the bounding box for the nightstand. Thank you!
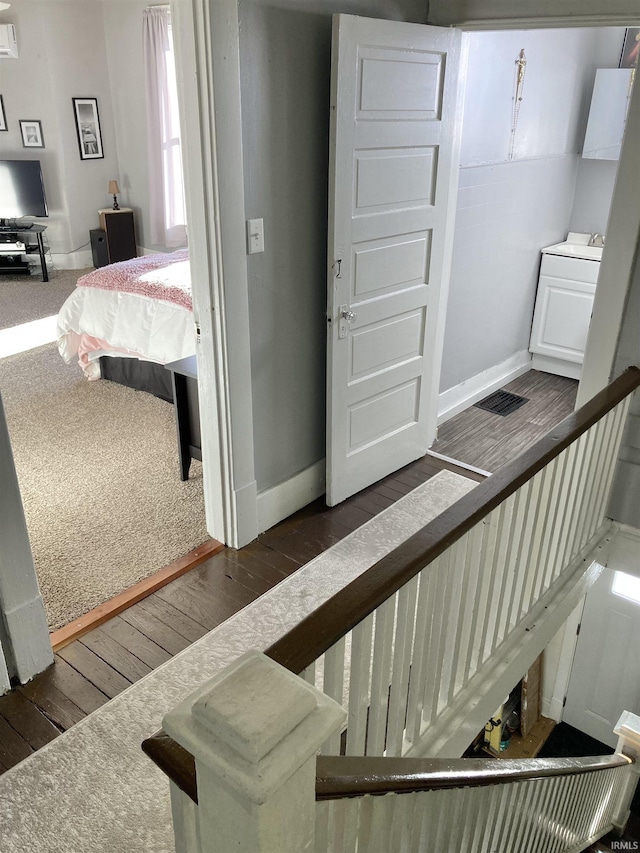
[91,208,137,267]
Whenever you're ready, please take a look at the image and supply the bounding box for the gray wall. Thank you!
[439,27,622,395]
[237,0,427,492]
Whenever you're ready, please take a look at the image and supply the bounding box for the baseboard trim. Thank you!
[438,351,532,425]
[232,479,259,549]
[543,696,565,723]
[50,538,224,651]
[257,459,326,534]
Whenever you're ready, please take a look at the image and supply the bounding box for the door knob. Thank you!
[338,304,357,340]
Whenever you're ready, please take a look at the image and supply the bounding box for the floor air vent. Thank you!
[474,389,529,417]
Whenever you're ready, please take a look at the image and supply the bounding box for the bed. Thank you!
[56,249,195,401]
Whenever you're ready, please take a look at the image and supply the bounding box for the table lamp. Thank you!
[108,180,120,211]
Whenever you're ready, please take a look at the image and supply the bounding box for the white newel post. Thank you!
[163,650,347,853]
[611,710,640,835]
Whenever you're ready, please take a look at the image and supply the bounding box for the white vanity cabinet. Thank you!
[529,252,600,380]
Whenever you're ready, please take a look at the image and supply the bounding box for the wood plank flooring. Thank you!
[0,370,575,775]
[431,371,578,472]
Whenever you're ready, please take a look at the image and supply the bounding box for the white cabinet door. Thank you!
[326,15,464,506]
[529,254,598,380]
[583,68,635,161]
[530,275,596,363]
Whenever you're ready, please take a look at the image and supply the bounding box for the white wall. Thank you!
[0,0,170,264]
[0,1,119,262]
[440,27,606,395]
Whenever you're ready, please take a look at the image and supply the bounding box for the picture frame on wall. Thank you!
[620,28,640,68]
[72,97,104,160]
[19,120,44,148]
[0,96,7,132]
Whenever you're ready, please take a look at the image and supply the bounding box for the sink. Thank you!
[542,240,603,262]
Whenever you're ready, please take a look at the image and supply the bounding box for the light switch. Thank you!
[247,218,264,254]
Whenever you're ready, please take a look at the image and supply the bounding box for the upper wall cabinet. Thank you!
[582,68,635,161]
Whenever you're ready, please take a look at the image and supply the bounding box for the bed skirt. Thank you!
[99,357,174,404]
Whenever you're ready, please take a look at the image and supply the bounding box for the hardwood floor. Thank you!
[0,369,575,775]
[431,370,578,472]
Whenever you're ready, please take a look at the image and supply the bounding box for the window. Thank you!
[143,6,187,248]
[611,570,640,605]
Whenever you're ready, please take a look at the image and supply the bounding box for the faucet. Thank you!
[589,233,605,248]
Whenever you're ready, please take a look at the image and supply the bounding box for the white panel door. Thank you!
[563,567,640,748]
[326,14,464,506]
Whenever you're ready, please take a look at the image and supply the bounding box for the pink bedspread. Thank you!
[77,249,191,310]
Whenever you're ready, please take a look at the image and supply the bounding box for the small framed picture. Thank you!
[620,28,640,68]
[19,119,44,148]
[0,96,7,132]
[72,97,104,160]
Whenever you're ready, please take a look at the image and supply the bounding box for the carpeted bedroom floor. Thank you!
[0,266,81,330]
[0,269,208,630]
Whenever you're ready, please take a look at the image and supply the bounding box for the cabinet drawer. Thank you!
[541,253,600,284]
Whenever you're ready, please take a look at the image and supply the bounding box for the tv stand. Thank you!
[0,224,48,282]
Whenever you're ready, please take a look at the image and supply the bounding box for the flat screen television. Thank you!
[0,159,49,225]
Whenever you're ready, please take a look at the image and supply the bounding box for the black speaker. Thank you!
[102,210,136,263]
[90,229,109,268]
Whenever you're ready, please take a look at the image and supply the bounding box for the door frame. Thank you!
[171,0,258,549]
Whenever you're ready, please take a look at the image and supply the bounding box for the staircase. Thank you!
[144,368,640,852]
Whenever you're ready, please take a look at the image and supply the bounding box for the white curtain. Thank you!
[143,7,187,248]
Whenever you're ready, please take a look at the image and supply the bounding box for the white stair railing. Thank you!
[141,370,640,851]
[315,756,631,853]
[266,373,635,758]
[146,651,640,853]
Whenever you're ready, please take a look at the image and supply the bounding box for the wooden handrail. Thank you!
[265,366,640,675]
[314,753,633,800]
[142,728,632,805]
[142,730,198,803]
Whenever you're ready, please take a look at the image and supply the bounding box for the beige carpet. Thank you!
[0,267,83,330]
[0,343,208,630]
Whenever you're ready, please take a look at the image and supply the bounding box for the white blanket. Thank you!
[56,259,195,379]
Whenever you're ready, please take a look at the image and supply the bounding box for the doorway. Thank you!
[182,4,640,546]
[428,25,627,473]
[564,565,640,748]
